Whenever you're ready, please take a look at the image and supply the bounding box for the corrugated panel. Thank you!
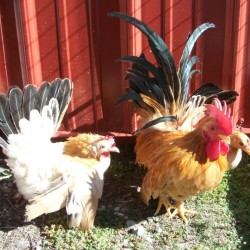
[9,0,125,133]
[231,0,250,133]
[20,0,103,131]
[0,0,23,88]
[0,0,249,135]
[0,6,7,93]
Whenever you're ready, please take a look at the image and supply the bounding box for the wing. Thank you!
[4,104,66,200]
[25,176,69,221]
[24,158,103,224]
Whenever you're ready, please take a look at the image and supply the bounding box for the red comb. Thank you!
[105,135,114,139]
[204,99,233,135]
[104,135,115,142]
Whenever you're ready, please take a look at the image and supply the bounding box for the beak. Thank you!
[218,134,231,144]
[109,146,120,153]
[244,146,250,156]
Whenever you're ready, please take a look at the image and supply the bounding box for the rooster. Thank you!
[108,12,247,223]
[0,78,119,230]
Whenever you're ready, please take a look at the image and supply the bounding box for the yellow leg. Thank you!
[154,195,172,217]
[170,202,198,224]
[14,191,22,203]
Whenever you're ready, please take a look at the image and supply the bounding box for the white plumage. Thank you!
[227,131,250,169]
[0,78,119,230]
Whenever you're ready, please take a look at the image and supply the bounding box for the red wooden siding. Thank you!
[21,0,104,131]
[232,0,250,133]
[0,0,249,136]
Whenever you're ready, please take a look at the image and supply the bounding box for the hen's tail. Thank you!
[108,12,238,132]
[0,78,73,141]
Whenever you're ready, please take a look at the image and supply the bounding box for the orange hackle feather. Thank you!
[136,127,229,207]
[64,133,104,159]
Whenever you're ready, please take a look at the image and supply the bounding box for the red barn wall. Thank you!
[0,0,249,136]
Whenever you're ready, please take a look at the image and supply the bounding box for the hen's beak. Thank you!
[243,146,250,155]
[218,134,231,144]
[109,146,120,153]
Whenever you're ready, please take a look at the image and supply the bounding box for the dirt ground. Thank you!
[0,146,249,249]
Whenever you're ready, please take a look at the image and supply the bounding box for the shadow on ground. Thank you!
[227,154,250,249]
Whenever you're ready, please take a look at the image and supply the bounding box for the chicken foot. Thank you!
[154,195,172,217]
[170,201,198,224]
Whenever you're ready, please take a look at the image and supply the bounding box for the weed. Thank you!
[42,150,250,249]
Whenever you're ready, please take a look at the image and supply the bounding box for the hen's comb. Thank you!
[204,98,233,135]
[104,135,116,143]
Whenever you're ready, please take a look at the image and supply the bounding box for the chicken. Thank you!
[0,78,119,230]
[108,12,241,223]
[228,131,250,169]
[136,99,233,222]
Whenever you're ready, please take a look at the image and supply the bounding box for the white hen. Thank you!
[0,78,119,230]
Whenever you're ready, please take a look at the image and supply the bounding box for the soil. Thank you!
[1,146,249,249]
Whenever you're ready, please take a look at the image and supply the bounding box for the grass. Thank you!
[0,166,11,181]
[40,149,250,249]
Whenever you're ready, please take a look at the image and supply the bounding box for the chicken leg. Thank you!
[154,195,172,217]
[170,201,198,224]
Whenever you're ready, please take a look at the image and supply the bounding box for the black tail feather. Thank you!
[8,87,23,132]
[191,83,239,105]
[23,84,37,120]
[205,90,239,105]
[0,94,17,136]
[115,89,143,107]
[119,55,174,105]
[109,12,238,131]
[109,12,219,117]
[36,81,52,113]
[191,82,220,97]
[109,12,177,105]
[178,23,215,104]
[108,12,177,81]
[52,78,73,127]
[179,56,201,105]
[0,78,73,138]
[135,116,177,133]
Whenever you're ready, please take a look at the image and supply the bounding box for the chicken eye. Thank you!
[210,126,215,131]
[99,145,105,149]
[239,142,244,146]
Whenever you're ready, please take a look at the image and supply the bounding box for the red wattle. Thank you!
[220,140,229,156]
[206,140,220,161]
[206,140,229,161]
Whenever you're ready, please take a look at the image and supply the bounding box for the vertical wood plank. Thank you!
[57,0,99,131]
[96,0,124,132]
[232,0,250,128]
[0,0,23,86]
[0,11,8,92]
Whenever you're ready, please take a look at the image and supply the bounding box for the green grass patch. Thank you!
[0,167,11,181]
[42,152,250,250]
